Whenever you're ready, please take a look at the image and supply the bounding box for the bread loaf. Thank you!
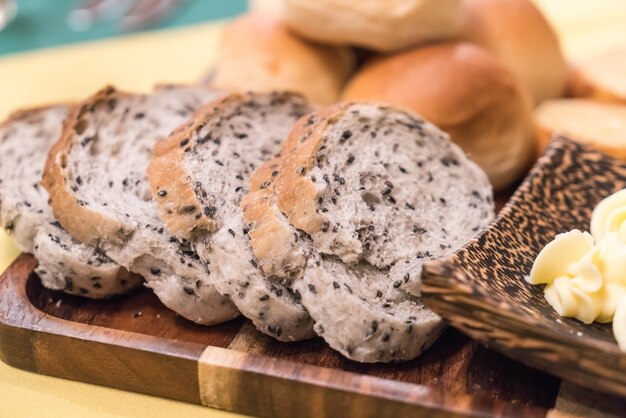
[245,102,495,361]
[148,91,316,341]
[342,42,535,191]
[43,86,239,324]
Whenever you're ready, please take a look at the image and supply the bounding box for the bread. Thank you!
[148,91,316,341]
[459,0,567,104]
[212,13,355,105]
[246,102,495,362]
[534,99,626,159]
[43,85,239,324]
[0,106,141,298]
[283,0,463,52]
[342,42,535,191]
[568,46,626,104]
[248,0,284,16]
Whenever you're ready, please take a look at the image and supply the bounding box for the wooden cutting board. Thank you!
[1,253,558,418]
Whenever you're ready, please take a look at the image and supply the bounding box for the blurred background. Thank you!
[0,0,246,55]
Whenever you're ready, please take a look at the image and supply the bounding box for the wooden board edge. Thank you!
[197,346,549,418]
[0,254,552,417]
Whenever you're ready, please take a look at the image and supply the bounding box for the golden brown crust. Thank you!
[147,100,221,240]
[533,100,626,161]
[458,0,567,104]
[243,106,347,278]
[275,104,347,235]
[212,13,355,105]
[148,91,304,241]
[341,42,535,191]
[242,157,300,278]
[42,86,128,247]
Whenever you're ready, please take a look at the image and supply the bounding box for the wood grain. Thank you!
[0,251,562,416]
[422,138,626,398]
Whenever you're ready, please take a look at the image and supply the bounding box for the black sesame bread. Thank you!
[0,106,141,298]
[246,102,495,362]
[148,91,316,342]
[43,86,239,324]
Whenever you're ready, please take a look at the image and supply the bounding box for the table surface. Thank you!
[1,0,626,417]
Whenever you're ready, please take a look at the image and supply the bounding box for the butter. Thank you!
[614,299,626,351]
[528,189,626,351]
[591,189,626,241]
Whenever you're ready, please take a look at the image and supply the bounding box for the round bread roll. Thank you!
[568,46,626,104]
[459,0,567,104]
[212,13,355,105]
[283,0,463,52]
[534,99,626,159]
[341,42,535,191]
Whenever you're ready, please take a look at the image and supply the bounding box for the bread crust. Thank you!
[459,0,567,104]
[43,86,129,247]
[148,92,308,241]
[284,0,462,52]
[213,13,355,105]
[341,42,535,191]
[147,99,226,241]
[1,102,143,298]
[275,104,347,235]
[534,99,626,160]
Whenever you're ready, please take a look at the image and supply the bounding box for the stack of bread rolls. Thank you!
[212,0,575,191]
[225,0,626,190]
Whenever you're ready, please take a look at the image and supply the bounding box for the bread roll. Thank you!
[342,42,535,191]
[212,13,355,105]
[248,0,284,16]
[568,47,626,104]
[534,99,626,159]
[459,0,567,104]
[283,0,463,52]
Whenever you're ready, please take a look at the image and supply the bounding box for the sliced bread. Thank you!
[245,102,495,361]
[148,91,316,341]
[43,86,239,324]
[534,99,626,159]
[0,106,141,297]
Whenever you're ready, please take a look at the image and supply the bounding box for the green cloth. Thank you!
[0,0,246,56]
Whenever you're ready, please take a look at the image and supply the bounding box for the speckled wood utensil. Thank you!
[422,136,626,397]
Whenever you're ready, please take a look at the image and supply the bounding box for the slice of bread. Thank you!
[0,106,141,298]
[148,92,316,341]
[568,47,626,104]
[43,86,239,324]
[534,99,626,159]
[246,102,495,362]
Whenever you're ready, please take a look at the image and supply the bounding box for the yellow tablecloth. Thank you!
[0,1,625,416]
